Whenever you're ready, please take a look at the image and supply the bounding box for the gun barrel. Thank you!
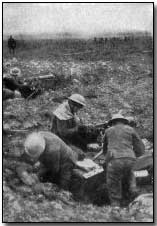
[94,122,108,128]
[27,74,56,81]
[93,149,103,161]
[3,129,28,134]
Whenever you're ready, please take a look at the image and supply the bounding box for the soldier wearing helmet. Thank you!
[3,88,21,100]
[10,67,22,79]
[51,94,89,154]
[103,113,145,207]
[125,116,137,128]
[16,131,79,190]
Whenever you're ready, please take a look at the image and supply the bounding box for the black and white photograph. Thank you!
[2,2,154,222]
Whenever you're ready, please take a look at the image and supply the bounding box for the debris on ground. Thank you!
[3,38,153,222]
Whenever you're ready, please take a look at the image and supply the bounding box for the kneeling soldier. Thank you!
[16,131,79,190]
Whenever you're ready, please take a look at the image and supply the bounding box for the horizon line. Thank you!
[3,30,152,39]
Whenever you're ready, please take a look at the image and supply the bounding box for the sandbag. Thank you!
[133,154,153,171]
[129,193,153,219]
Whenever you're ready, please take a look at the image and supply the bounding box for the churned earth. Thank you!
[3,38,153,222]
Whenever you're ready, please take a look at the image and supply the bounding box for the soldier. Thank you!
[51,94,87,150]
[3,73,39,99]
[103,114,145,207]
[3,88,21,100]
[51,93,101,157]
[124,116,139,200]
[8,35,16,56]
[16,131,80,190]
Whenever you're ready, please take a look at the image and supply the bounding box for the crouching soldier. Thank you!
[103,114,145,207]
[3,88,21,100]
[16,131,79,190]
[51,94,87,150]
[51,93,100,152]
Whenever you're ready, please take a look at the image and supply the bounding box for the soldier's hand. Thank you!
[31,173,39,183]
[74,115,81,125]
[20,171,38,186]
[33,182,45,194]
[73,125,79,133]
[78,152,86,161]
[33,161,41,173]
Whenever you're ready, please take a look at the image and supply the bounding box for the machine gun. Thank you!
[78,121,109,145]
[25,73,58,91]
[94,121,109,133]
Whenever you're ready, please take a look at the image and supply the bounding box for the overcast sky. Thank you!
[3,3,153,37]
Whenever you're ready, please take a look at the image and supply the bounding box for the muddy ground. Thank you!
[3,37,153,222]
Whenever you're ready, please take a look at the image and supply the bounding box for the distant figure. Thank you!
[8,35,16,56]
[99,38,104,44]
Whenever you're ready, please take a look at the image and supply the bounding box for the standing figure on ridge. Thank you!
[8,35,16,56]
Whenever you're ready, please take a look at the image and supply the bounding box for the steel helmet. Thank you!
[68,94,86,106]
[125,116,136,127]
[108,113,129,125]
[125,116,134,121]
[14,90,21,98]
[24,132,45,159]
[10,67,21,78]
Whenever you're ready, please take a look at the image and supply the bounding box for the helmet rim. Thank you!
[108,114,129,125]
[68,94,86,106]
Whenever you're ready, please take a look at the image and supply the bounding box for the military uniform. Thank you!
[17,132,78,190]
[3,88,15,100]
[8,36,16,55]
[103,123,145,206]
[51,101,88,152]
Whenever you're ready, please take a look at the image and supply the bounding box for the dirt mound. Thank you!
[3,37,153,221]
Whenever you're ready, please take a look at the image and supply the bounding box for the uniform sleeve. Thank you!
[16,163,37,186]
[62,144,78,165]
[16,163,30,176]
[59,146,76,190]
[56,118,78,137]
[132,130,145,157]
[103,133,108,155]
[44,146,61,174]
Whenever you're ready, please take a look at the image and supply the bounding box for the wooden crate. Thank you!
[70,168,110,206]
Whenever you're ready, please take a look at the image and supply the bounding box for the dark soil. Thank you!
[3,37,153,222]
